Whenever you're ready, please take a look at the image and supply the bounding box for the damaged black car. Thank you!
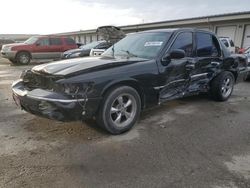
[12,28,249,134]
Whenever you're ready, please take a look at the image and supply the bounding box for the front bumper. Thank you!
[12,80,101,121]
[1,50,16,59]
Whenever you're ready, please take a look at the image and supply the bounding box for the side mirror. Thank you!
[169,49,186,59]
[161,49,186,66]
[36,42,41,46]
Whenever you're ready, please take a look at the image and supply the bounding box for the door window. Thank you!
[230,40,235,47]
[37,38,50,46]
[50,38,63,45]
[170,32,193,57]
[211,36,221,57]
[65,38,76,45]
[221,39,229,47]
[196,33,214,57]
[197,33,221,57]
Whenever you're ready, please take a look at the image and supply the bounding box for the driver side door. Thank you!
[159,32,195,102]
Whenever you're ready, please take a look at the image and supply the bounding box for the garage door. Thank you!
[243,25,250,48]
[216,26,237,41]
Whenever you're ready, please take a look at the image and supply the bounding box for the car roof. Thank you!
[138,28,216,35]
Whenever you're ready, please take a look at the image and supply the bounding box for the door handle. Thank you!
[186,64,195,70]
[211,62,220,66]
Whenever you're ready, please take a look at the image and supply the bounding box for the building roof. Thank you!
[56,11,250,36]
[123,11,250,28]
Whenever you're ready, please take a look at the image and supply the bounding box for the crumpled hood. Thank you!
[32,57,147,76]
[2,43,25,48]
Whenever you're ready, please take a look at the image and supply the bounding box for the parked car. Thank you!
[0,39,15,50]
[89,25,125,57]
[89,42,112,57]
[245,47,250,62]
[62,26,124,59]
[1,36,77,65]
[219,37,236,53]
[244,47,250,80]
[62,41,110,59]
[12,28,248,134]
[239,46,250,54]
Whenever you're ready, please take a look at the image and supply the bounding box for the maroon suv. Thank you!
[1,36,77,65]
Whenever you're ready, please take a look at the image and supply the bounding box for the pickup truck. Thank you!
[12,28,248,134]
[1,36,77,65]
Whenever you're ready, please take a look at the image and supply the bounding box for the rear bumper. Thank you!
[12,80,101,121]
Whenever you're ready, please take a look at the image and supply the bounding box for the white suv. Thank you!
[219,37,236,53]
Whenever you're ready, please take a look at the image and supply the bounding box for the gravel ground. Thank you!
[0,57,250,188]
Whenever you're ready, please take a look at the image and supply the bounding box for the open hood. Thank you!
[96,26,125,44]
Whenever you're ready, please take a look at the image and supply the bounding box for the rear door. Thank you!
[49,37,64,59]
[64,37,77,51]
[189,32,223,91]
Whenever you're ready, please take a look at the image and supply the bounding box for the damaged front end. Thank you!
[12,70,100,121]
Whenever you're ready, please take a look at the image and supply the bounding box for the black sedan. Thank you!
[12,28,248,134]
[61,41,111,59]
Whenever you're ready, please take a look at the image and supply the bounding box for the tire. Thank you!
[97,86,141,135]
[210,71,235,101]
[16,52,31,65]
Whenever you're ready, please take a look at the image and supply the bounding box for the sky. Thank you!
[0,0,249,34]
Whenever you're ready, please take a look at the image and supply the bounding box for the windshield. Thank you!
[80,41,103,49]
[24,37,39,44]
[102,32,172,59]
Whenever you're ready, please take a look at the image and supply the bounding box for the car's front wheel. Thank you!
[9,59,17,65]
[16,52,31,65]
[210,71,235,101]
[97,86,141,135]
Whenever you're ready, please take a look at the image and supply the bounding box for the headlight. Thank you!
[54,82,94,95]
[63,83,80,94]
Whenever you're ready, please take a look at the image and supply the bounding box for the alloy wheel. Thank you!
[110,94,137,128]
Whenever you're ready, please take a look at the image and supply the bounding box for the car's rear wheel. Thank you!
[16,52,31,65]
[210,71,235,101]
[97,86,141,135]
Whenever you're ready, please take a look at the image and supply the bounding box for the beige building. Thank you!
[57,11,250,48]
